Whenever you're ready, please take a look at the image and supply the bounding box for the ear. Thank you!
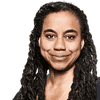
[81,39,84,50]
[38,37,41,47]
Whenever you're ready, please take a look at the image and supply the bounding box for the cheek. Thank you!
[40,37,53,51]
[67,42,81,52]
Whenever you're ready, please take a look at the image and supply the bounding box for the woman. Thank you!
[13,1,98,100]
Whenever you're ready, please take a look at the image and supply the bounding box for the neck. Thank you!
[47,65,75,88]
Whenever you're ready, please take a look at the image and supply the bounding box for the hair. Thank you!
[17,1,97,100]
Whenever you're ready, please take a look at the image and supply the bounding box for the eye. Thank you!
[65,35,75,40]
[68,36,75,39]
[45,34,55,39]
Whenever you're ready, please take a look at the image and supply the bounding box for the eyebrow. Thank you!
[43,29,78,34]
[64,30,78,34]
[43,29,56,34]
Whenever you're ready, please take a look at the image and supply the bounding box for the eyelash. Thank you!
[45,34,75,40]
[65,36,75,40]
[45,34,56,39]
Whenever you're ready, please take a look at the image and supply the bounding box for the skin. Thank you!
[38,11,84,100]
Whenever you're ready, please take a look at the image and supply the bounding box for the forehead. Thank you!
[43,11,80,32]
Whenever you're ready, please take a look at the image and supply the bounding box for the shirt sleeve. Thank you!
[13,92,20,100]
[97,77,100,100]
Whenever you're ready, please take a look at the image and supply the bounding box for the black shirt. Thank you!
[97,77,100,100]
[13,77,100,100]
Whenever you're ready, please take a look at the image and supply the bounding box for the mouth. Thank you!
[49,53,71,61]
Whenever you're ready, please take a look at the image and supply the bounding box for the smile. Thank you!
[49,53,71,62]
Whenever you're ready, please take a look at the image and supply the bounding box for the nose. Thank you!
[54,37,66,51]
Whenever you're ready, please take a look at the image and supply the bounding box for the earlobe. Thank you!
[38,37,40,47]
[81,39,84,50]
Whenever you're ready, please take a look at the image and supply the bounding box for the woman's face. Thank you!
[39,11,84,71]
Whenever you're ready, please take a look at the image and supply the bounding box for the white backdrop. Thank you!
[0,0,100,99]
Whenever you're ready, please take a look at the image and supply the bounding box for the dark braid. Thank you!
[16,2,97,100]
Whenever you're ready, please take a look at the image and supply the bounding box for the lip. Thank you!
[49,53,71,61]
[49,53,71,57]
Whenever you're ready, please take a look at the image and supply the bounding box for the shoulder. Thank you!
[97,77,100,87]
[13,92,21,100]
[97,77,100,100]
[13,92,38,100]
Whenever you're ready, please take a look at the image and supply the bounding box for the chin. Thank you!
[49,62,75,72]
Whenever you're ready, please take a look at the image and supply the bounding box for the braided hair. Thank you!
[17,2,97,100]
